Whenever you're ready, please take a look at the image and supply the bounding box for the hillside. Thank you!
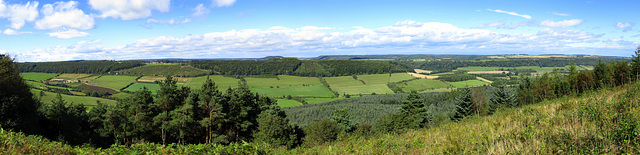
[2,82,638,154]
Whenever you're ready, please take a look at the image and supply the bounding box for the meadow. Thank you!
[245,75,322,88]
[56,74,91,79]
[250,86,335,97]
[276,99,302,107]
[92,75,138,91]
[183,75,239,90]
[123,82,161,94]
[324,76,365,87]
[449,79,490,88]
[357,73,414,85]
[32,89,117,106]
[20,72,58,81]
[395,79,451,92]
[331,85,395,95]
[137,76,190,84]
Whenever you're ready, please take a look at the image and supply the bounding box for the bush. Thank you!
[303,119,341,147]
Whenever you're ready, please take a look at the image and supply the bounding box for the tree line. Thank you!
[399,57,617,73]
[20,60,144,74]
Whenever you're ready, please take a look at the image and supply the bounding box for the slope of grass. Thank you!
[449,80,490,88]
[395,79,451,92]
[32,89,117,106]
[92,75,138,91]
[184,75,239,91]
[250,86,335,98]
[245,75,322,88]
[325,76,365,87]
[279,84,640,154]
[124,83,161,94]
[276,99,302,107]
[20,73,58,81]
[331,85,395,95]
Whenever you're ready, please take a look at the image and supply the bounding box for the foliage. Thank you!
[20,60,143,74]
[436,73,477,82]
[0,54,40,134]
[20,72,58,81]
[116,64,209,77]
[303,119,341,147]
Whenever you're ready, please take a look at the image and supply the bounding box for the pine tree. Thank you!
[0,54,40,133]
[153,76,189,146]
[255,103,296,148]
[400,91,427,128]
[197,77,227,144]
[490,86,517,113]
[169,92,197,144]
[631,47,640,81]
[224,80,259,143]
[126,87,155,143]
[331,108,354,132]
[454,89,474,120]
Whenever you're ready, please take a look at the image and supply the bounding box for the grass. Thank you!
[396,79,451,92]
[389,73,416,83]
[456,66,593,74]
[276,99,302,107]
[56,74,91,79]
[20,73,58,81]
[245,75,322,88]
[280,84,639,154]
[116,64,209,77]
[303,97,346,104]
[92,75,138,91]
[325,76,365,87]
[137,76,190,84]
[32,89,117,106]
[124,83,161,94]
[332,85,395,95]
[26,81,73,91]
[183,75,239,90]
[250,86,335,98]
[111,92,133,100]
[449,80,490,88]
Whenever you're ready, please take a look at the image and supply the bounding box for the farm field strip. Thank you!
[20,72,58,81]
[331,84,394,95]
[183,75,239,90]
[245,75,322,88]
[276,99,302,107]
[303,97,346,104]
[449,80,490,88]
[32,89,117,106]
[395,79,451,92]
[389,73,416,82]
[324,76,365,87]
[56,74,91,79]
[124,83,161,94]
[92,75,138,91]
[250,86,335,98]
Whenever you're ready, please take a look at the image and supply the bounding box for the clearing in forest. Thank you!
[92,75,138,91]
[395,79,450,92]
[20,72,58,81]
[32,89,116,106]
[124,83,161,94]
[56,74,92,80]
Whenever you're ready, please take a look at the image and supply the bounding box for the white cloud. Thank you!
[552,12,571,16]
[0,1,39,30]
[89,0,170,20]
[35,1,94,30]
[616,22,632,31]
[18,20,634,62]
[487,9,531,19]
[540,19,584,28]
[3,28,17,35]
[192,4,209,17]
[474,21,504,28]
[47,29,90,39]
[212,0,236,7]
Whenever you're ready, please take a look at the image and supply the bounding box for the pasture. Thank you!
[116,64,209,77]
[20,72,58,81]
[26,81,73,91]
[449,80,490,88]
[395,79,451,92]
[276,99,302,107]
[389,73,416,82]
[33,89,117,106]
[124,83,160,94]
[56,74,91,79]
[138,76,190,84]
[245,75,322,88]
[183,75,239,90]
[331,85,394,95]
[357,74,414,85]
[250,86,335,98]
[92,75,138,91]
[324,76,365,87]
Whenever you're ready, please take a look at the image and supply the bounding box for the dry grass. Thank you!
[408,72,438,79]
[414,69,433,74]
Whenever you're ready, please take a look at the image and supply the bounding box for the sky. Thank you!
[0,0,639,62]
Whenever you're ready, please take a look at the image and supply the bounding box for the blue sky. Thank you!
[0,0,638,62]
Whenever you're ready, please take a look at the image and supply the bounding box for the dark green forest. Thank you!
[19,60,144,74]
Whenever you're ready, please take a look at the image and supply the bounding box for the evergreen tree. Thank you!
[153,76,189,146]
[224,80,259,143]
[169,92,197,144]
[197,78,227,144]
[87,100,111,147]
[400,91,427,128]
[331,108,354,132]
[489,86,517,113]
[126,87,155,143]
[303,119,341,147]
[254,103,297,148]
[632,47,640,81]
[454,89,474,120]
[0,54,40,133]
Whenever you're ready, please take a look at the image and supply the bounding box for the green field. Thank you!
[32,89,117,106]
[56,74,91,79]
[449,80,490,88]
[183,75,239,90]
[92,75,138,91]
[138,76,190,84]
[250,86,335,98]
[124,83,161,94]
[111,92,133,100]
[303,97,346,104]
[324,76,365,87]
[116,64,209,77]
[456,66,593,74]
[331,85,394,95]
[20,73,58,81]
[26,81,73,90]
[389,73,416,83]
[276,99,302,107]
[245,75,322,88]
[396,79,451,92]
[79,75,101,80]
